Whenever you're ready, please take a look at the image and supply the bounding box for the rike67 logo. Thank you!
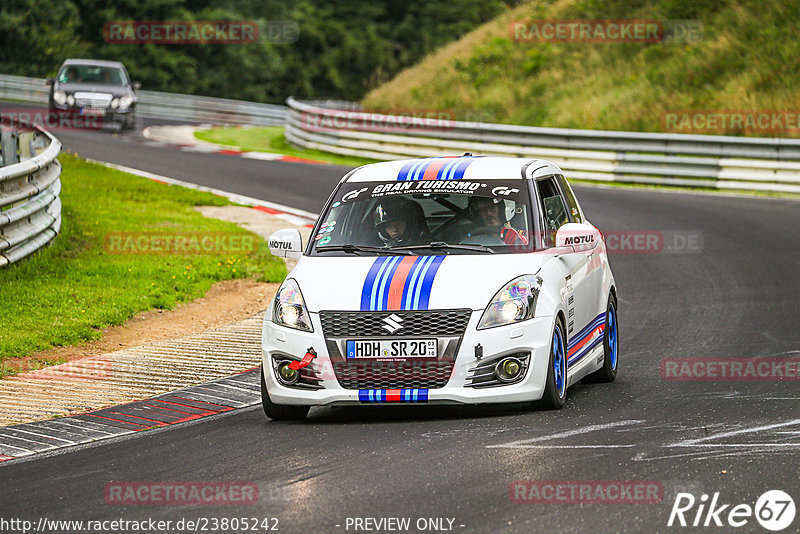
[668,490,796,531]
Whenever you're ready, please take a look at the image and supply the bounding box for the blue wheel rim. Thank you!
[608,305,618,370]
[553,326,565,396]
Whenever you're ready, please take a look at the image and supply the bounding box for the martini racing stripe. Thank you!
[360,256,446,311]
[567,312,606,366]
[358,389,429,403]
[396,156,481,181]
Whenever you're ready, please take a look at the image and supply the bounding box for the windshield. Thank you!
[310,178,535,255]
[58,65,128,87]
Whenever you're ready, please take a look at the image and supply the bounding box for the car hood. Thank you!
[55,83,133,97]
[290,253,553,312]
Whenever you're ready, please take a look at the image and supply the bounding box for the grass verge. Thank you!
[194,126,378,167]
[0,153,287,370]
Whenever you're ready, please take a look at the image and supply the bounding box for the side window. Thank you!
[537,177,570,246]
[557,174,583,223]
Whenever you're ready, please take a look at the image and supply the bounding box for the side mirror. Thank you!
[132,81,141,90]
[46,78,55,86]
[555,223,600,252]
[268,228,303,259]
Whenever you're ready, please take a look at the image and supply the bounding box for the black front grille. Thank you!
[333,361,454,389]
[320,309,471,338]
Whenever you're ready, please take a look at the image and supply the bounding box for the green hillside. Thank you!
[362,0,800,136]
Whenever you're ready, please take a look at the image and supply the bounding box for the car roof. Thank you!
[61,59,127,69]
[344,156,565,183]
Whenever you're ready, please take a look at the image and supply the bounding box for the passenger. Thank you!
[467,196,528,245]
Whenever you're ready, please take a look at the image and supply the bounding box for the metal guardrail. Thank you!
[0,74,286,126]
[0,118,62,267]
[4,73,799,193]
[285,97,800,194]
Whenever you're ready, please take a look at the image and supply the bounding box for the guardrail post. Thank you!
[18,131,34,160]
[1,130,18,167]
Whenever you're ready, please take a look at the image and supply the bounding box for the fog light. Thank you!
[277,361,300,385]
[495,357,523,382]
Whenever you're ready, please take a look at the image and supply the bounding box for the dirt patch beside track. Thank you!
[6,278,277,373]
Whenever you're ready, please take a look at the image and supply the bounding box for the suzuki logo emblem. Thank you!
[382,313,403,333]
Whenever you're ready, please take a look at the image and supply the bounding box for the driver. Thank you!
[467,196,528,245]
[373,197,431,247]
[63,68,78,83]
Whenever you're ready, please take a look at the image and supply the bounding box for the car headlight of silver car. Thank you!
[118,95,134,109]
[477,275,542,330]
[272,278,312,332]
[53,90,67,105]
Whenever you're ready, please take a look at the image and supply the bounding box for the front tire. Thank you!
[538,319,567,409]
[261,365,309,421]
[583,295,618,383]
[124,111,136,131]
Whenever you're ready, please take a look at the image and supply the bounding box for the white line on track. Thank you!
[668,418,800,448]
[486,419,644,449]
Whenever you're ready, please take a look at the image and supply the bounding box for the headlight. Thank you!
[53,90,67,105]
[118,95,134,109]
[111,98,119,109]
[477,275,542,330]
[66,95,75,106]
[272,278,312,332]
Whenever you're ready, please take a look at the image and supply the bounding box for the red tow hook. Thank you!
[288,348,317,370]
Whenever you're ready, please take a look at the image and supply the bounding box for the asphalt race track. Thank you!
[1,113,799,533]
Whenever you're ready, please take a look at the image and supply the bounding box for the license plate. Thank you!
[80,108,106,116]
[346,339,437,359]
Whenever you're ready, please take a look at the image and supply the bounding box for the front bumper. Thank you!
[262,311,556,406]
[50,104,133,126]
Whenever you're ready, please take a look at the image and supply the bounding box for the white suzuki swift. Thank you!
[262,156,618,420]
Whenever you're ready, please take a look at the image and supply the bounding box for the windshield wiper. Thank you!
[390,242,496,254]
[316,244,415,256]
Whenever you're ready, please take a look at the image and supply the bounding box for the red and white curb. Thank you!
[142,124,330,166]
[0,368,262,464]
[85,159,318,228]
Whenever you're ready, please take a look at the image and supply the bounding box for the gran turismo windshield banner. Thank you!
[312,179,534,254]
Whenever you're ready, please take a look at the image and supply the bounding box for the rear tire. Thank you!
[583,295,618,383]
[261,365,309,421]
[538,319,567,409]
